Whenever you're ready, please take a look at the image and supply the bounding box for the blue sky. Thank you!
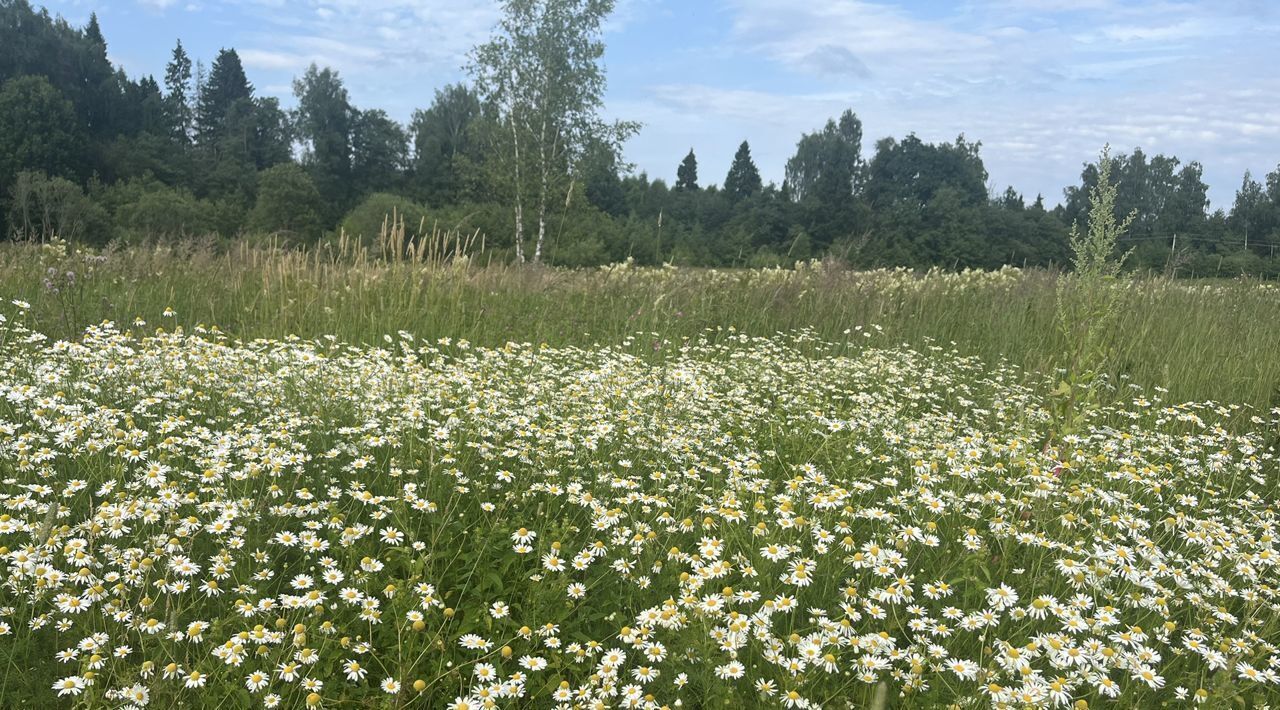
[41,0,1280,208]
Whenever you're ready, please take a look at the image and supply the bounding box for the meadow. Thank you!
[4,238,1280,410]
[1,239,1279,708]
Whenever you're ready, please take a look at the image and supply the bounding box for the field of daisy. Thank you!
[1,240,1279,708]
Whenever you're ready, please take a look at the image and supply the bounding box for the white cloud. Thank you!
[238,48,305,71]
[623,61,1280,209]
[669,0,1279,206]
[227,0,499,116]
[727,0,994,77]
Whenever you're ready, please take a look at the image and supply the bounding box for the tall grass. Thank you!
[3,239,1279,413]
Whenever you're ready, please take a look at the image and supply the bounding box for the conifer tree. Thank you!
[724,140,761,200]
[164,40,193,144]
[195,49,253,147]
[675,149,698,191]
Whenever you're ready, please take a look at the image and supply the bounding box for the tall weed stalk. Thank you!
[1050,146,1136,442]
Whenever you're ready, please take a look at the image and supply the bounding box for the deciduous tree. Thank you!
[410,83,482,206]
[469,0,637,263]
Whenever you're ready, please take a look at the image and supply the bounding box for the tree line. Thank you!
[3,0,1280,276]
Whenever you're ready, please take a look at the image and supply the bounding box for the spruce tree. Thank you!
[85,13,106,48]
[675,149,698,191]
[195,49,253,147]
[164,40,193,144]
[80,12,119,137]
[724,140,761,200]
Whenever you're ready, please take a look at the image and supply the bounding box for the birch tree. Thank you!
[468,0,636,263]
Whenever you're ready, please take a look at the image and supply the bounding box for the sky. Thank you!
[40,0,1280,209]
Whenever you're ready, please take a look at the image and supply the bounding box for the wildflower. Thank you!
[344,659,367,682]
[246,671,269,692]
[949,659,979,680]
[459,634,493,651]
[715,661,746,680]
[53,676,86,697]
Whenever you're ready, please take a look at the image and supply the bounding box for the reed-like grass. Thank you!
[3,239,1279,412]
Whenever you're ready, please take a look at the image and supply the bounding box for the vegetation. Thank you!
[1,286,1278,708]
[3,0,1280,274]
[1050,147,1137,443]
[3,239,1279,414]
[3,2,1280,706]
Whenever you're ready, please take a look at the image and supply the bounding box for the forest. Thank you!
[3,0,1280,275]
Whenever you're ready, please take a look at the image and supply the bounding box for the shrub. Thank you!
[339,193,430,242]
[6,171,109,244]
[247,164,325,241]
[114,184,217,241]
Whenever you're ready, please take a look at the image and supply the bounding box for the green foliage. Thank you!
[247,164,324,241]
[1,1,1279,275]
[1050,146,1135,441]
[195,48,253,146]
[675,149,698,191]
[1228,166,1280,256]
[410,83,482,206]
[351,109,409,197]
[108,180,219,241]
[723,141,762,200]
[339,192,431,242]
[6,171,108,243]
[579,140,628,218]
[866,134,987,208]
[163,39,193,144]
[293,63,354,220]
[544,203,617,266]
[468,0,637,262]
[1066,148,1134,281]
[0,75,82,187]
[785,109,863,204]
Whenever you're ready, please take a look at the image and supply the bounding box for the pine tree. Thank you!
[724,140,761,200]
[675,149,698,191]
[164,40,194,144]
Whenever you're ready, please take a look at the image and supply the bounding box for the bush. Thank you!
[429,202,511,249]
[247,164,325,241]
[543,204,617,267]
[113,184,217,241]
[6,171,109,244]
[339,193,430,243]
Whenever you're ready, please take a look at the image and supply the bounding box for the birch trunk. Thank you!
[508,110,525,263]
[533,104,549,263]
[535,141,549,263]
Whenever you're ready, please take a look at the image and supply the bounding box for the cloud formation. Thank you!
[641,0,1280,206]
[51,0,1280,206]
